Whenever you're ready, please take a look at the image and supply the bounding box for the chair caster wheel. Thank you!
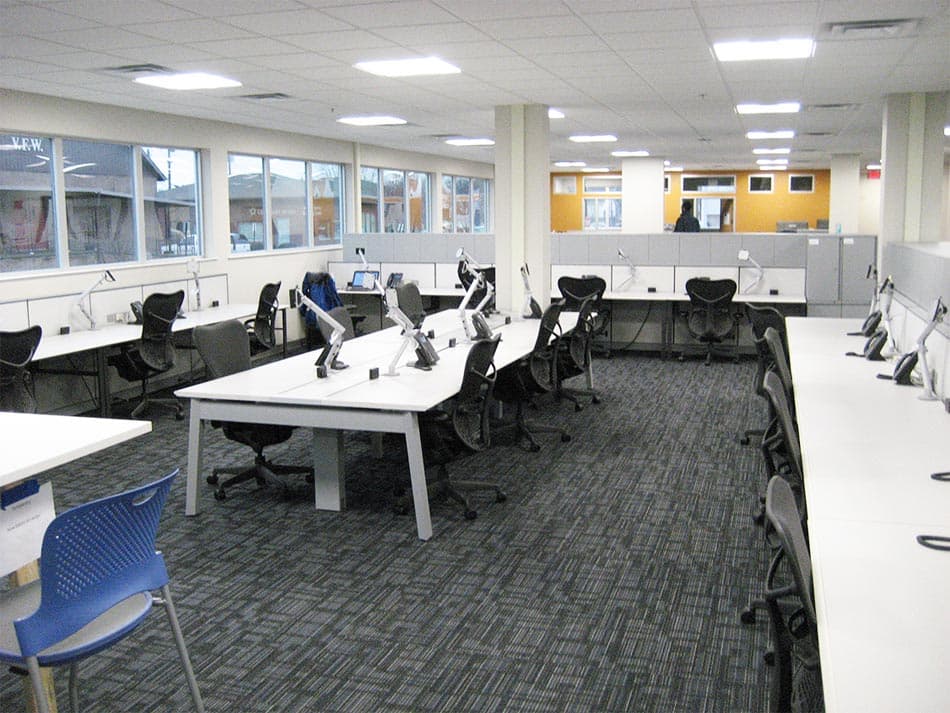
[592,396,601,405]
[561,434,572,442]
[306,473,314,484]
[213,489,226,501]
[574,403,583,412]
[529,444,541,453]
[740,436,750,445]
[740,609,756,625]
[496,492,507,503]
[206,474,219,485]
[752,512,765,526]
[393,502,410,516]
[175,411,184,421]
[464,509,478,520]
[764,650,775,666]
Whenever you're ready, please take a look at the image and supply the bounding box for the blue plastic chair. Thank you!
[0,470,204,713]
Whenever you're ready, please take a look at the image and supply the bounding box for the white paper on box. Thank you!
[0,481,54,576]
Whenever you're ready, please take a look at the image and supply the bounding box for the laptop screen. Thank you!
[351,270,379,289]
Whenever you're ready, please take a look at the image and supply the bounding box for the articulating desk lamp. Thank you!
[520,264,542,318]
[457,248,495,341]
[737,249,764,294]
[849,265,884,336]
[295,287,348,378]
[187,257,201,311]
[615,248,637,290]
[879,277,899,357]
[75,269,116,330]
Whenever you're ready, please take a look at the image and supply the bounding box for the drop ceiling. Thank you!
[1,0,948,171]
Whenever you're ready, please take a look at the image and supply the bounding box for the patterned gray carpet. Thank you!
[2,352,775,712]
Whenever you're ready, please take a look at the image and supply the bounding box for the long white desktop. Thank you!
[176,309,577,541]
[785,317,950,713]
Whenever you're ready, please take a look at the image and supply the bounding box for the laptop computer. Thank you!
[350,270,379,290]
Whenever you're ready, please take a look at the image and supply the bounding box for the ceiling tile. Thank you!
[372,22,492,45]
[478,15,594,39]
[222,9,353,35]
[697,2,819,28]
[126,18,256,43]
[581,9,701,34]
[58,0,198,25]
[320,1,459,28]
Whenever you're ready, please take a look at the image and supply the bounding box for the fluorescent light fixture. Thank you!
[569,134,617,143]
[445,138,495,147]
[757,158,789,165]
[714,38,814,62]
[736,102,801,115]
[746,130,795,140]
[611,150,650,157]
[582,167,610,173]
[548,108,565,119]
[663,160,671,166]
[770,166,787,170]
[753,147,791,155]
[867,163,882,170]
[554,161,586,167]
[134,72,241,90]
[666,166,684,172]
[353,56,460,77]
[945,125,950,136]
[336,115,407,126]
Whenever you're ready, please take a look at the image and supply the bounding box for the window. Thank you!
[361,167,430,233]
[582,176,621,193]
[789,174,814,193]
[553,175,577,194]
[142,146,200,258]
[0,134,58,273]
[681,175,735,193]
[229,153,347,252]
[748,174,773,193]
[64,140,136,266]
[442,174,491,233]
[663,175,670,194]
[583,198,621,229]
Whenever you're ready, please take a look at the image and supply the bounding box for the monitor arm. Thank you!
[520,264,542,318]
[738,250,764,295]
[295,288,347,373]
[75,270,116,330]
[879,277,898,354]
[916,297,946,401]
[457,248,495,339]
[616,248,637,290]
[187,257,201,310]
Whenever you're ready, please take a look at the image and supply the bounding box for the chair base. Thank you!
[557,385,600,412]
[496,401,571,453]
[131,395,183,420]
[394,464,506,520]
[678,342,739,365]
[207,455,313,500]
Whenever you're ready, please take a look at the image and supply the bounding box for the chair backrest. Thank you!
[194,320,252,379]
[765,475,815,624]
[763,326,794,402]
[529,302,565,390]
[453,335,501,451]
[14,470,178,657]
[685,278,737,340]
[565,297,596,370]
[558,275,606,310]
[140,291,184,371]
[395,281,426,328]
[747,304,786,343]
[762,370,803,482]
[300,272,343,326]
[0,325,43,412]
[251,281,281,349]
[319,306,355,343]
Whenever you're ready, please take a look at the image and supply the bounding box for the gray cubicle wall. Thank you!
[341,233,495,266]
[805,234,877,317]
[883,242,950,337]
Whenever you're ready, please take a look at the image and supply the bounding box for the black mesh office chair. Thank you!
[555,296,600,411]
[0,325,42,413]
[396,335,506,520]
[763,326,794,415]
[762,475,822,713]
[193,320,313,500]
[557,275,611,358]
[741,306,788,445]
[244,281,281,355]
[317,306,356,343]
[395,281,426,328]
[108,291,184,419]
[680,277,738,364]
[494,302,572,452]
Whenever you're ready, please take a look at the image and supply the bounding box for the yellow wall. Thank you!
[550,170,830,232]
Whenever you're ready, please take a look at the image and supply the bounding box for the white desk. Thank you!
[176,309,576,541]
[785,317,950,712]
[32,303,274,416]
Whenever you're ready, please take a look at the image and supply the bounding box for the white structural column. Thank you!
[621,157,665,232]
[879,92,948,255]
[829,154,861,233]
[494,104,550,313]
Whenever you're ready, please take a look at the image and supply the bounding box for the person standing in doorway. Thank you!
[674,199,701,232]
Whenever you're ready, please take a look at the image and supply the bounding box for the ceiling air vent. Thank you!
[825,18,919,39]
[805,103,859,112]
[801,131,832,136]
[104,63,172,75]
[239,92,292,101]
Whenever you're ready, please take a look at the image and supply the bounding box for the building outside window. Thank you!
[582,174,621,229]
[269,158,306,249]
[0,134,58,272]
[228,154,266,252]
[311,162,344,242]
[362,167,430,233]
[142,146,200,259]
[442,174,490,233]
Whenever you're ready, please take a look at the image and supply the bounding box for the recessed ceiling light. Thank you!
[757,158,789,165]
[945,125,950,136]
[769,165,788,170]
[736,102,801,115]
[747,130,795,140]
[714,38,814,62]
[753,148,791,155]
[554,161,586,167]
[134,72,241,90]
[445,138,494,147]
[582,167,610,173]
[353,56,460,77]
[666,166,684,172]
[611,150,650,157]
[569,134,617,143]
[336,115,407,126]
[866,163,882,170]
[548,108,565,119]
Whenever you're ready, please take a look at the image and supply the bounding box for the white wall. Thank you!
[0,89,492,344]
[859,174,882,235]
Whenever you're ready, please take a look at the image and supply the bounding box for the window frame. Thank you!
[788,174,815,193]
[442,173,491,233]
[681,174,736,194]
[748,174,774,193]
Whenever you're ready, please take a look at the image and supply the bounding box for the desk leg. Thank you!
[312,429,345,510]
[280,307,288,356]
[96,348,111,417]
[10,562,57,713]
[185,404,204,516]
[405,414,433,541]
